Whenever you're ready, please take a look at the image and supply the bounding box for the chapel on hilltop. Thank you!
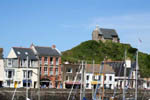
[92,26,120,43]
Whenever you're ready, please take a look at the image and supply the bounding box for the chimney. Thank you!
[52,45,56,49]
[96,25,100,30]
[30,43,34,48]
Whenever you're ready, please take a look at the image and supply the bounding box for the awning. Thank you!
[40,81,50,82]
[91,81,101,85]
[23,80,32,83]
[65,82,81,85]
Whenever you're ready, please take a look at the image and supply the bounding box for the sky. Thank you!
[0,0,150,57]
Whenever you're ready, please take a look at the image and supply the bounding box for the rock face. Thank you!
[0,48,3,59]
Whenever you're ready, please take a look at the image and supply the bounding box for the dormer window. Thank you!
[25,52,28,55]
[17,51,21,55]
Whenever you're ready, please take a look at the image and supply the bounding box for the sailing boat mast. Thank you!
[26,56,29,100]
[92,60,95,100]
[123,50,127,100]
[80,61,85,100]
[135,50,139,100]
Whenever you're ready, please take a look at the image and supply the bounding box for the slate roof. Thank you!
[13,47,37,60]
[100,28,119,39]
[105,61,136,77]
[34,46,61,57]
[86,64,115,74]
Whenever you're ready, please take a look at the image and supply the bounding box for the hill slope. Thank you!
[62,40,150,77]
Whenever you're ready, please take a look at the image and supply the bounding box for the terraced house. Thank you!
[31,44,62,88]
[4,47,39,88]
[3,44,62,89]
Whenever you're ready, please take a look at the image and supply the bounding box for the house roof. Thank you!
[105,61,136,77]
[100,28,119,39]
[86,64,115,74]
[34,46,61,57]
[13,47,37,60]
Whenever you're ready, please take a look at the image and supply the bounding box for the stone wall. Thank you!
[0,88,150,100]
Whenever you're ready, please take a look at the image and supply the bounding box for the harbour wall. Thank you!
[0,88,150,100]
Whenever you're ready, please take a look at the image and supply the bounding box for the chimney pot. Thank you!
[52,45,56,49]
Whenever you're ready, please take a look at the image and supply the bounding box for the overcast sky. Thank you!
[0,0,150,57]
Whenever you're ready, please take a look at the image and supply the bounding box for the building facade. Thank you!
[4,47,39,88]
[31,44,62,88]
[105,59,137,89]
[85,64,115,90]
[0,59,4,87]
[62,63,81,89]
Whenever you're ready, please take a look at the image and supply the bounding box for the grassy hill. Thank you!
[62,40,150,77]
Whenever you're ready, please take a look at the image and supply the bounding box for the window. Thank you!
[55,68,58,75]
[25,52,28,55]
[23,70,32,78]
[86,83,89,88]
[23,71,26,78]
[72,76,75,80]
[66,76,69,81]
[86,75,89,80]
[50,68,53,75]
[104,84,106,89]
[8,71,13,78]
[7,80,11,86]
[76,68,80,73]
[39,57,42,65]
[78,76,81,81]
[66,68,72,73]
[98,75,101,81]
[104,76,106,81]
[44,67,48,75]
[109,76,112,81]
[23,82,31,87]
[8,59,12,66]
[40,67,41,75]
[109,84,112,89]
[56,57,59,65]
[17,51,21,55]
[44,57,48,64]
[50,57,53,65]
[147,82,150,87]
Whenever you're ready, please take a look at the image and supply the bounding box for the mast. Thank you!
[80,61,84,100]
[135,50,138,100]
[26,56,29,100]
[92,60,95,100]
[38,57,40,100]
[123,50,127,100]
[102,60,106,100]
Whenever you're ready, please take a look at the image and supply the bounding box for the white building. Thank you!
[4,47,39,88]
[105,59,137,89]
[0,59,4,87]
[85,64,115,90]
